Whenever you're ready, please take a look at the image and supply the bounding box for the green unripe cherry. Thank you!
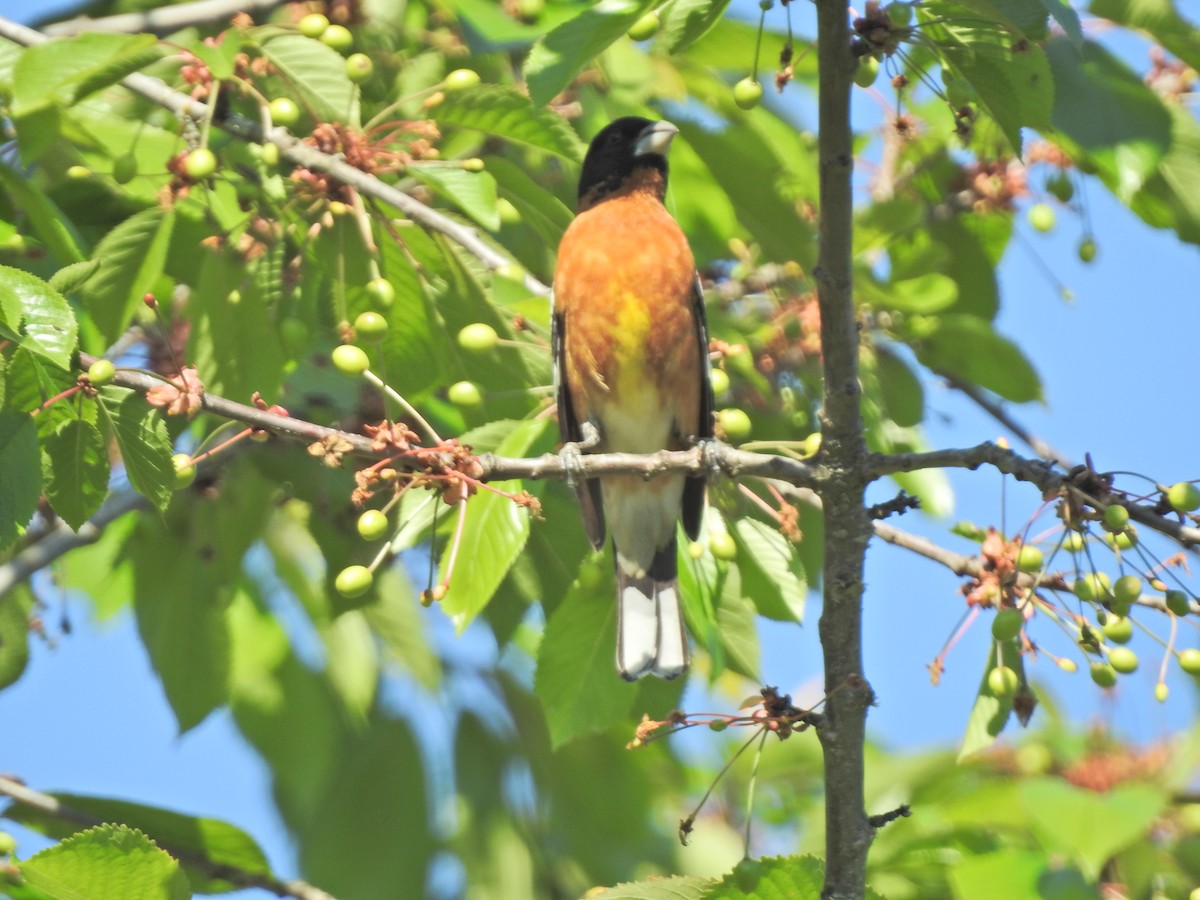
[1178,648,1200,675]
[1101,616,1133,644]
[1103,504,1129,532]
[1062,531,1085,553]
[331,344,370,376]
[354,311,388,341]
[269,97,301,127]
[1166,590,1190,617]
[172,453,196,490]
[457,323,499,352]
[320,24,354,53]
[345,53,373,83]
[709,532,738,561]
[365,278,396,307]
[709,368,730,395]
[854,56,880,88]
[448,380,484,408]
[987,665,1019,697]
[444,69,481,92]
[1016,545,1043,573]
[1027,203,1056,233]
[87,359,116,386]
[335,564,373,598]
[356,509,389,541]
[733,859,762,893]
[1112,574,1142,605]
[627,11,659,41]
[1167,481,1200,513]
[733,77,763,110]
[991,608,1024,642]
[1090,662,1117,688]
[112,153,137,184]
[183,147,217,179]
[1077,238,1097,263]
[887,2,913,26]
[298,13,330,38]
[1107,646,1138,674]
[1073,571,1110,603]
[717,408,752,442]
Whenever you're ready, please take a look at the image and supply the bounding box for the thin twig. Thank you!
[42,0,287,36]
[0,775,338,900]
[945,376,1072,468]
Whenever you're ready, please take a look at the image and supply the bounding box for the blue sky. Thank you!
[2,0,1200,896]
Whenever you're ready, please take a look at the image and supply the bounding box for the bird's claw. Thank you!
[560,422,600,488]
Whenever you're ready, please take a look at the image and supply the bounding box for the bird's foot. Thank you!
[695,437,722,477]
[560,422,600,488]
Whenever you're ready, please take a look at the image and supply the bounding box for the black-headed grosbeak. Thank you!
[553,117,713,680]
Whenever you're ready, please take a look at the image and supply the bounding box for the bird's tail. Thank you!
[615,540,688,680]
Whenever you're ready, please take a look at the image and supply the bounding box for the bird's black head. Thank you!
[577,117,679,208]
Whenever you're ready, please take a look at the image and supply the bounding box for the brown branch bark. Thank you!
[41,0,287,36]
[813,3,874,898]
[0,775,338,900]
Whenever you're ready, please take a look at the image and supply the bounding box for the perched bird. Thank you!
[552,117,713,679]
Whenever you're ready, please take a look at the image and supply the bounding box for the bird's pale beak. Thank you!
[634,120,680,158]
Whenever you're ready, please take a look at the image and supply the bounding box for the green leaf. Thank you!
[19,824,190,900]
[434,84,586,160]
[12,33,161,112]
[1036,0,1083,47]
[911,314,1041,403]
[298,718,434,898]
[1090,0,1200,73]
[702,854,889,900]
[1046,38,1172,200]
[131,463,272,733]
[657,0,734,52]
[677,121,816,266]
[0,585,34,689]
[1130,104,1200,245]
[524,0,657,106]
[947,848,1086,900]
[187,249,286,402]
[876,346,925,428]
[0,162,86,265]
[483,155,574,244]
[922,1,1054,153]
[1020,778,1168,879]
[9,795,272,893]
[41,418,109,531]
[0,266,78,370]
[535,574,640,748]
[733,518,806,623]
[80,207,175,349]
[589,875,714,899]
[958,639,1024,760]
[263,35,359,125]
[407,163,501,231]
[440,418,547,628]
[97,388,174,512]
[454,0,547,51]
[48,259,101,295]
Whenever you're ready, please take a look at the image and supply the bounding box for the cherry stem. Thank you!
[362,369,441,445]
[31,384,83,416]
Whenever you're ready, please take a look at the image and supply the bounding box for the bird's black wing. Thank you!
[681,274,713,542]
[552,308,606,550]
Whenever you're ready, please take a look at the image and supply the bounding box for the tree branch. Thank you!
[0,16,550,298]
[0,775,338,900]
[945,376,1071,468]
[813,1,874,897]
[41,0,287,37]
[0,491,148,598]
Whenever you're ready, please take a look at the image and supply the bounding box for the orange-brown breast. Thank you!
[554,182,700,454]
